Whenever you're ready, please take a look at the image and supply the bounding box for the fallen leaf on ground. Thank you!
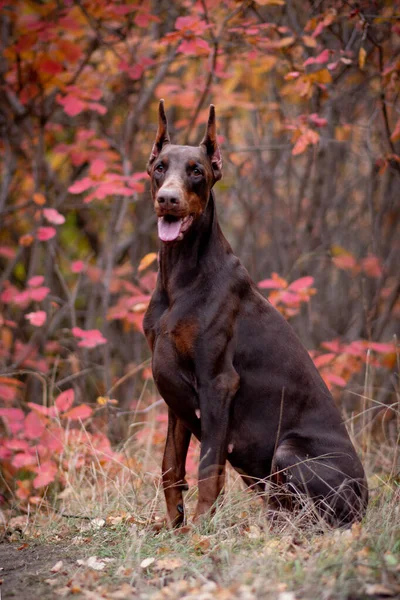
[365,584,398,597]
[140,557,155,569]
[50,560,64,572]
[77,556,112,571]
[153,557,183,571]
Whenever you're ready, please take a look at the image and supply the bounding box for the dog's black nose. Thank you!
[157,189,180,208]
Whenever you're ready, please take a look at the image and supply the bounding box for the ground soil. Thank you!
[0,540,79,600]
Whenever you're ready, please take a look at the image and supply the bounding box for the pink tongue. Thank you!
[158,217,183,242]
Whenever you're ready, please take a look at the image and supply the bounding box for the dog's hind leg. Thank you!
[272,439,368,527]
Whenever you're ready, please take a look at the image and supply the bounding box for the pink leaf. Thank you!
[309,113,328,127]
[71,260,86,273]
[25,310,47,327]
[0,407,25,421]
[72,327,107,348]
[59,94,85,116]
[27,402,51,416]
[68,177,94,194]
[325,374,347,388]
[0,245,16,259]
[25,411,46,439]
[361,255,383,278]
[30,286,50,301]
[0,383,17,402]
[55,389,75,413]
[43,208,65,225]
[12,451,37,468]
[37,226,57,241]
[90,158,106,178]
[368,342,395,354]
[5,439,30,451]
[63,404,93,421]
[33,460,58,488]
[313,352,336,367]
[86,102,107,115]
[28,275,44,288]
[0,408,25,434]
[288,276,315,291]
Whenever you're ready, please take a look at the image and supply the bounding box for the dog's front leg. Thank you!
[194,368,239,521]
[162,407,192,527]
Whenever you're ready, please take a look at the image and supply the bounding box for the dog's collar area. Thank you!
[157,214,194,242]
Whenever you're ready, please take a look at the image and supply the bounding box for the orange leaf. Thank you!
[57,39,82,63]
[63,404,93,421]
[33,192,46,205]
[138,252,157,272]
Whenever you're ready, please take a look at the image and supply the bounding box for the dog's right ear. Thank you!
[147,99,170,173]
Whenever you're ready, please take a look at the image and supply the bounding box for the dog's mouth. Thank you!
[157,214,194,242]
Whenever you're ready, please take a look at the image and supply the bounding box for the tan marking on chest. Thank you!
[171,320,199,356]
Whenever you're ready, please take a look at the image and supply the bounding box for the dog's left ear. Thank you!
[147,99,170,173]
[200,104,222,182]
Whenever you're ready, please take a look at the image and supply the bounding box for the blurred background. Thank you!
[0,0,398,476]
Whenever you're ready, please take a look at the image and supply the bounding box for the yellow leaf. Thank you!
[359,47,366,70]
[138,252,157,272]
[255,0,285,4]
[311,69,332,84]
[33,192,46,205]
[303,35,317,48]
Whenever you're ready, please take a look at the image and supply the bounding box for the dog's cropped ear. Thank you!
[200,104,222,182]
[147,99,170,172]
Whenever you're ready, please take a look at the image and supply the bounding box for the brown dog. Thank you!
[144,100,368,528]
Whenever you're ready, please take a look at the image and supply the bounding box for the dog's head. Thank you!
[147,100,222,243]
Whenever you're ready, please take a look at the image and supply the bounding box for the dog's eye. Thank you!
[193,168,201,176]
[155,164,164,173]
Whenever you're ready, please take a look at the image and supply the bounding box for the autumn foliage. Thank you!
[0,0,399,503]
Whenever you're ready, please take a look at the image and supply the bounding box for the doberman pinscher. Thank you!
[144,100,368,528]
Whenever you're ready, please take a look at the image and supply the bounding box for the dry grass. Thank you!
[2,378,399,599]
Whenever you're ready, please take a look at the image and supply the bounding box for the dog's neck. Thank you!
[158,191,231,294]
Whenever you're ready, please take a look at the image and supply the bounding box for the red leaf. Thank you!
[57,39,82,62]
[37,227,56,241]
[62,404,93,421]
[24,411,45,440]
[40,57,63,75]
[55,389,74,413]
[68,177,94,194]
